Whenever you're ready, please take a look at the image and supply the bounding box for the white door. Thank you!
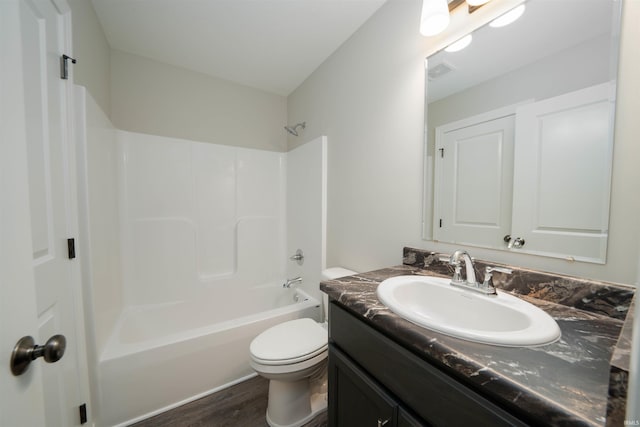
[1,3,47,424]
[511,82,614,262]
[433,111,515,249]
[1,0,89,426]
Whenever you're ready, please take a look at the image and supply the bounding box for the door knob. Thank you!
[10,334,66,376]
[505,235,525,249]
[510,237,525,249]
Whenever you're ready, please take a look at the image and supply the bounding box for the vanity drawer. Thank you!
[329,302,528,427]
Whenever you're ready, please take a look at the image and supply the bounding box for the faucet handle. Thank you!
[437,254,452,263]
[451,263,464,284]
[485,266,513,275]
[482,266,512,294]
[438,253,465,283]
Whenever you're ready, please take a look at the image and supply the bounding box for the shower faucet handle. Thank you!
[289,249,304,265]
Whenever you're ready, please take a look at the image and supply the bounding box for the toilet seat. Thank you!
[250,318,327,366]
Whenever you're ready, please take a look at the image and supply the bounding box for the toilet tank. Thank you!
[321,267,357,321]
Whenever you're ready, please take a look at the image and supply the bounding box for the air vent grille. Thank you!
[428,61,455,80]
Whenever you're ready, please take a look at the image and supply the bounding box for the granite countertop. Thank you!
[320,248,636,427]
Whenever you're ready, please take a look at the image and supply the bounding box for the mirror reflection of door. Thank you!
[424,0,620,263]
[512,82,613,262]
[433,106,516,249]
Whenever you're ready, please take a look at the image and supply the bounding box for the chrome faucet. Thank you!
[283,277,302,288]
[441,250,512,295]
[448,250,478,287]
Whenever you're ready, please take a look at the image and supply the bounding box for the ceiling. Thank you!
[91,0,387,96]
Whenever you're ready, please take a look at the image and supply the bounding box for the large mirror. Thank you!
[424,0,621,264]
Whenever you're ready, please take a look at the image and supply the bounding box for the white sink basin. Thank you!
[377,275,561,347]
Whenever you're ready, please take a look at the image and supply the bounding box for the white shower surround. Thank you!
[117,130,288,307]
[77,89,328,426]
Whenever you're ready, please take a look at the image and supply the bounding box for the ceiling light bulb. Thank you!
[444,34,473,53]
[420,0,450,37]
[489,4,526,28]
[466,0,491,6]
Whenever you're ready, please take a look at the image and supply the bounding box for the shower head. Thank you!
[284,122,306,136]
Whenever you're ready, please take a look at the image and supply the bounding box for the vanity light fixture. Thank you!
[466,0,491,6]
[444,34,473,52]
[489,4,526,28]
[420,0,492,37]
[420,0,450,36]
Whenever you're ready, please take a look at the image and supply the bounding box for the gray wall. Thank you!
[110,50,288,152]
[68,0,111,115]
[68,4,287,153]
[288,0,427,272]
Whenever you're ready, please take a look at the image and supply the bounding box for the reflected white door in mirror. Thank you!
[424,0,620,264]
[433,103,517,250]
[433,82,612,263]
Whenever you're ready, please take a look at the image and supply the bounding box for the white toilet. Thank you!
[249,267,356,427]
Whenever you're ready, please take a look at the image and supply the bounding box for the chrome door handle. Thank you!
[10,334,66,376]
[506,235,525,249]
[511,237,525,248]
[377,418,390,427]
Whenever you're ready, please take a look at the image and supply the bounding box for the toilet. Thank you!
[249,267,357,427]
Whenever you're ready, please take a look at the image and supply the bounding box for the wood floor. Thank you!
[131,375,328,427]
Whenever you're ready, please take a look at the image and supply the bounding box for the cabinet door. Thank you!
[433,112,515,249]
[512,82,613,262]
[398,408,427,427]
[329,345,399,427]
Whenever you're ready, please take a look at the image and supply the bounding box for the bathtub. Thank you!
[97,286,321,427]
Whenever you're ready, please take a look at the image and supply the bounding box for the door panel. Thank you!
[23,0,83,424]
[0,1,47,425]
[434,115,515,249]
[329,347,398,427]
[3,0,86,425]
[512,82,613,262]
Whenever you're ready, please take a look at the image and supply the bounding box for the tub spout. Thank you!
[283,277,302,288]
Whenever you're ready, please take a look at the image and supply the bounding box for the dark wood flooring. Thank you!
[130,375,327,427]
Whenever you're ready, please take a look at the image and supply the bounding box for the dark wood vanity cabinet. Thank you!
[328,302,528,427]
[329,346,424,427]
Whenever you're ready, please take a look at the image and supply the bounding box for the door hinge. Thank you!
[60,54,76,80]
[439,219,443,228]
[67,238,76,259]
[79,403,87,424]
[438,147,444,158]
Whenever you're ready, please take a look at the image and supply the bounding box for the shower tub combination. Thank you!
[98,285,321,427]
[75,123,329,426]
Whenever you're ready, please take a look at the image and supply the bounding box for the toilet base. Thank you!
[266,392,327,427]
[264,363,328,427]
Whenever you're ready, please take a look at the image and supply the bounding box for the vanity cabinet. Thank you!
[328,302,528,427]
[329,345,424,427]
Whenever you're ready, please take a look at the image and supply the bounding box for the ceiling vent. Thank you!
[428,61,455,80]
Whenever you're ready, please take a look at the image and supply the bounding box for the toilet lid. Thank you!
[250,318,327,364]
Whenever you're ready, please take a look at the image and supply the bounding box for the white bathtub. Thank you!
[97,286,321,427]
